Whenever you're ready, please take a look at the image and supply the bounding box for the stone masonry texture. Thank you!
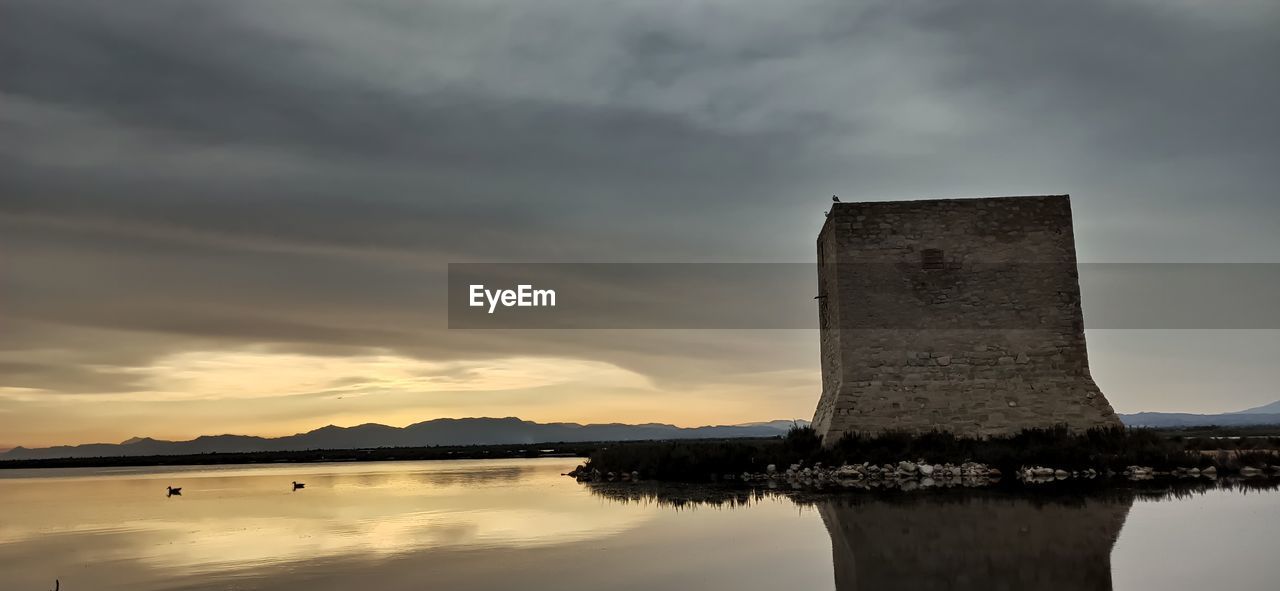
[811,195,1122,441]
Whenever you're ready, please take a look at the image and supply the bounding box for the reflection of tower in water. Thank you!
[818,493,1133,591]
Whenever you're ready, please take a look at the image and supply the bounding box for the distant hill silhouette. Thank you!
[9,403,1279,461]
[1120,399,1280,428]
[1234,400,1280,414]
[0,417,809,461]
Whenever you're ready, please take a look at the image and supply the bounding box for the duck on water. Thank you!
[166,482,306,496]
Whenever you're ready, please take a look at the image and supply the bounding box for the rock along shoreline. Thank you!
[567,459,1280,491]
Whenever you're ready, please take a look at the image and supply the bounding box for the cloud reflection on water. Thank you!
[3,459,1279,590]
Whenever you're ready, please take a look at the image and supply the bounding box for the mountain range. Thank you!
[6,400,1280,461]
[1118,399,1280,428]
[0,418,808,461]
[1235,400,1280,414]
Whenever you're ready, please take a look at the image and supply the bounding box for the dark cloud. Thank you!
[0,361,145,394]
[1,0,1277,443]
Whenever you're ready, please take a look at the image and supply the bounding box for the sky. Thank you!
[2,0,1278,448]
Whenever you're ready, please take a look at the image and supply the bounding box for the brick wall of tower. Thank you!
[812,195,1121,441]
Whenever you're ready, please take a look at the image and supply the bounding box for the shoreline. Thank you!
[0,442,601,470]
[570,457,1280,491]
[586,475,1280,508]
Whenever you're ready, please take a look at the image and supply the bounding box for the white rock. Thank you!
[919,464,935,476]
[766,464,777,474]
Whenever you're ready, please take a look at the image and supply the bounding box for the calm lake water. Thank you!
[1,458,1277,590]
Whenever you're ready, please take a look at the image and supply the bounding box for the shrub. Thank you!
[580,426,1253,482]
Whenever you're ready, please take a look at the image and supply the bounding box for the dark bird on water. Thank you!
[832,195,840,202]
[292,481,306,490]
[166,486,182,497]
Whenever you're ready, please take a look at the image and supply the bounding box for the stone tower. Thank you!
[811,195,1121,442]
